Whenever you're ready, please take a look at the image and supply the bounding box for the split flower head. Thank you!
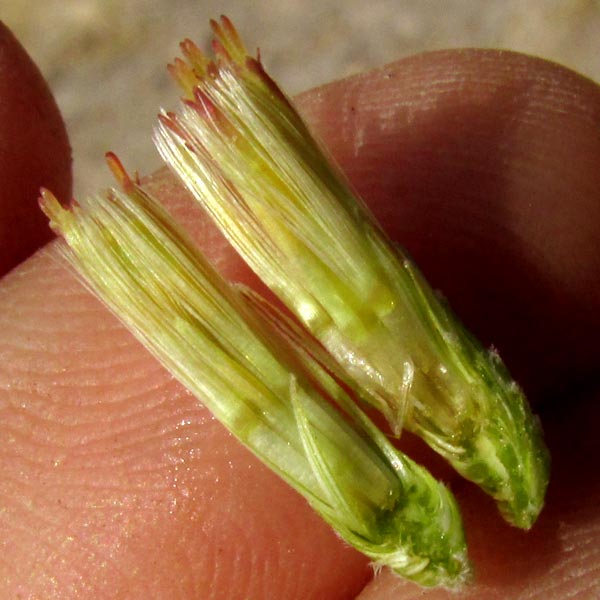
[155,16,550,530]
[40,156,470,588]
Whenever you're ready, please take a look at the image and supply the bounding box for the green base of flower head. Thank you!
[350,236,551,529]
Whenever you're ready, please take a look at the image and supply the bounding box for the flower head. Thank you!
[155,16,549,529]
[40,154,470,587]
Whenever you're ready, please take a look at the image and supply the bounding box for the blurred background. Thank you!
[3,0,600,195]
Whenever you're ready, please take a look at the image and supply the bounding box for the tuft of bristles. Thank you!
[155,16,550,531]
[40,153,471,588]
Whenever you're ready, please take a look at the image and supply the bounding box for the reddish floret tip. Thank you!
[210,15,247,63]
[220,15,246,54]
[105,152,134,191]
[179,38,210,74]
[211,37,232,63]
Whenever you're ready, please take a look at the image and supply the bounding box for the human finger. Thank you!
[2,49,600,598]
[296,48,600,399]
[0,22,71,276]
[0,171,371,599]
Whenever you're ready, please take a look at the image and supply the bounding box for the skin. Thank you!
[0,23,71,277]
[0,22,599,599]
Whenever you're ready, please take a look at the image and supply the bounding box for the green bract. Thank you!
[155,16,549,530]
[40,157,470,587]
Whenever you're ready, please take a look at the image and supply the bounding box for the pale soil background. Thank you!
[3,0,600,195]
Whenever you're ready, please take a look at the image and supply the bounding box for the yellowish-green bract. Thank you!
[155,16,549,530]
[40,157,470,588]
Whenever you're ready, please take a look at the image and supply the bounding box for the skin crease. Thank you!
[0,23,599,600]
[0,23,71,276]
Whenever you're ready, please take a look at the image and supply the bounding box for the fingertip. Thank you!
[295,50,600,397]
[0,21,72,276]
